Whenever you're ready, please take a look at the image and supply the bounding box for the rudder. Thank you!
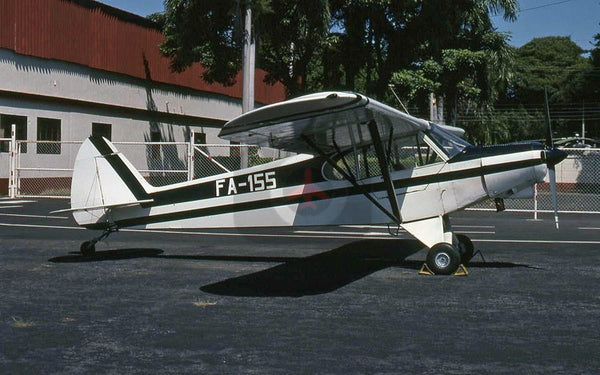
[70,136,152,226]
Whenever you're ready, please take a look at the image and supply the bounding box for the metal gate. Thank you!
[1,124,17,198]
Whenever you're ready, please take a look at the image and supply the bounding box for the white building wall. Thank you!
[0,49,248,184]
[0,49,243,123]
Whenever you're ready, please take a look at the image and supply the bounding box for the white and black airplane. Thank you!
[63,92,567,275]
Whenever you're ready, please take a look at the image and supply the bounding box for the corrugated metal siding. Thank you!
[0,0,15,51]
[0,0,285,104]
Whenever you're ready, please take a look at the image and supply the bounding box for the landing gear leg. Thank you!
[402,215,468,275]
[80,224,118,257]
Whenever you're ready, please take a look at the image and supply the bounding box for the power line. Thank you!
[520,0,575,12]
[491,0,577,17]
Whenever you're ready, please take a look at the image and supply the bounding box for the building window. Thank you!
[0,114,27,153]
[37,118,61,154]
[193,132,206,145]
[92,123,112,141]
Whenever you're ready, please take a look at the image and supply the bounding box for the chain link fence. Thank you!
[472,148,600,214]
[5,140,600,214]
[114,141,190,187]
[9,140,291,197]
[192,144,292,179]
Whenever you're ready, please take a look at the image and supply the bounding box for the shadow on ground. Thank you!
[198,240,538,297]
[49,248,165,263]
[49,240,537,297]
[200,239,423,297]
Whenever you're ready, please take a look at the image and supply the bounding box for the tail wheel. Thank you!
[426,243,460,275]
[80,241,96,257]
[456,234,474,264]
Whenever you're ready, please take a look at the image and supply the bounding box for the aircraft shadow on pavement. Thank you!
[48,240,537,297]
[49,249,300,264]
[199,240,538,297]
[201,239,423,297]
[49,248,165,263]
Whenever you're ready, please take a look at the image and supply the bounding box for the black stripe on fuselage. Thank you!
[84,152,544,229]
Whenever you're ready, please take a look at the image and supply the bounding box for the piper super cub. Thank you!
[62,91,567,275]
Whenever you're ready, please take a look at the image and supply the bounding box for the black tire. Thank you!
[426,243,460,275]
[456,234,474,264]
[80,241,96,257]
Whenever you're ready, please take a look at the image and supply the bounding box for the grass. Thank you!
[10,317,36,328]
[193,300,217,307]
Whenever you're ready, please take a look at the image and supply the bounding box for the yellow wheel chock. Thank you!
[419,263,468,276]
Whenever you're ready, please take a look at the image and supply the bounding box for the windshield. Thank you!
[426,124,471,159]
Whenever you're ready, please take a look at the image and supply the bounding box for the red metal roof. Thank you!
[0,0,285,104]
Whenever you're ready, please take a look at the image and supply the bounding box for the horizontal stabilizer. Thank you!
[52,199,154,214]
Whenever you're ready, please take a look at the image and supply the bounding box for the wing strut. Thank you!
[300,135,400,225]
[367,120,403,224]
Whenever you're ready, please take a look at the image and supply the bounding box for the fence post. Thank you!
[8,124,16,198]
[188,129,194,181]
[533,183,538,220]
[240,146,249,169]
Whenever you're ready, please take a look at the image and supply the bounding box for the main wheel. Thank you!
[80,241,96,257]
[426,243,460,275]
[456,234,474,264]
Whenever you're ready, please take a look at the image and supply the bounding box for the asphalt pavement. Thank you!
[0,198,599,374]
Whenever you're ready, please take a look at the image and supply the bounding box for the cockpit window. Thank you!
[322,131,445,181]
[426,123,471,159]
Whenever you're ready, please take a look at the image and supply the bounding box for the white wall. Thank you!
[0,49,245,180]
[0,49,243,122]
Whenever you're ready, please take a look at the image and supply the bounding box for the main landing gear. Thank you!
[80,224,118,257]
[421,234,474,276]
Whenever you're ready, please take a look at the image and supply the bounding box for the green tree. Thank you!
[159,0,330,95]
[584,33,600,102]
[506,36,593,139]
[511,36,590,104]
[255,0,332,95]
[159,0,518,101]
[389,1,517,128]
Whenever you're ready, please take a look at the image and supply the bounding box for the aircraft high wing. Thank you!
[219,91,430,155]
[63,91,567,275]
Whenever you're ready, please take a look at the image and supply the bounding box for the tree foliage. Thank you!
[496,37,595,141]
[510,36,590,104]
[159,1,517,97]
[156,1,598,143]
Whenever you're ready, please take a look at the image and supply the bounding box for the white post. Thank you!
[240,0,254,169]
[242,1,255,115]
[8,124,16,198]
[533,183,538,220]
[188,129,195,181]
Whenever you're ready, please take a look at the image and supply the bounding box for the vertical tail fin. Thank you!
[70,136,152,226]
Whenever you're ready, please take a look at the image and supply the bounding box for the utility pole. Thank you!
[429,93,436,122]
[240,0,254,168]
[242,0,254,114]
[429,93,444,124]
[437,96,444,125]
